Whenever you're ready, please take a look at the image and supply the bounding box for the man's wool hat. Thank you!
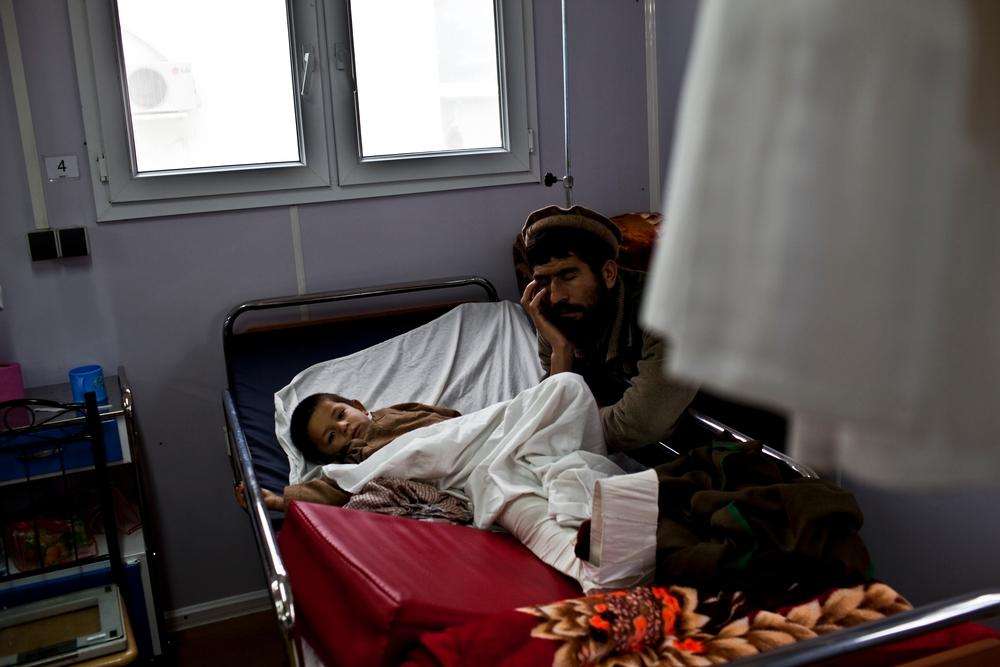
[521,205,622,258]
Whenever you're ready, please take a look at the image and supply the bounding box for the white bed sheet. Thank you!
[275,301,544,484]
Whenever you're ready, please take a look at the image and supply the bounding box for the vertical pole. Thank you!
[560,0,573,207]
[644,0,661,212]
[0,0,48,229]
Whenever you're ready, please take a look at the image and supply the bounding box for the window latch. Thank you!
[334,42,357,91]
[300,50,313,97]
[334,43,348,71]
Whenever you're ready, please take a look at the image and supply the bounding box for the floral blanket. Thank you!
[407,582,998,667]
[522,583,907,666]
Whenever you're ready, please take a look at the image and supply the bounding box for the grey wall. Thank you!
[847,479,1000,607]
[0,0,650,609]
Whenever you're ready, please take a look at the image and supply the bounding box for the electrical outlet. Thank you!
[58,227,89,258]
[27,230,58,261]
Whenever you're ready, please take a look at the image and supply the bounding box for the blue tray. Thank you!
[0,418,124,483]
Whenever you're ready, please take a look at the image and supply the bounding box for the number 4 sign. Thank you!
[44,155,80,182]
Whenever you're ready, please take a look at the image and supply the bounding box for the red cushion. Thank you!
[278,501,581,667]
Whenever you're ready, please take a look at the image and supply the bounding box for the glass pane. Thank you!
[350,0,504,159]
[116,0,301,174]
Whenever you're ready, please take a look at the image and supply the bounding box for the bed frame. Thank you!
[221,276,1000,666]
[222,276,498,664]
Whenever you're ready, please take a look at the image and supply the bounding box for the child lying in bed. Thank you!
[239,374,654,591]
[236,393,460,511]
[312,373,647,591]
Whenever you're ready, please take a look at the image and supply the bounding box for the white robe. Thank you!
[643,0,1000,487]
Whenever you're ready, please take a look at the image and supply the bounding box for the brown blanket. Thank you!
[345,476,472,524]
[653,442,871,607]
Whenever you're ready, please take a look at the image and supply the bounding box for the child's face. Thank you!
[308,398,372,459]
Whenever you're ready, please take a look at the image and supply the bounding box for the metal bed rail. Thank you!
[222,275,499,392]
[734,589,1000,666]
[116,366,166,656]
[223,389,299,665]
[687,410,819,479]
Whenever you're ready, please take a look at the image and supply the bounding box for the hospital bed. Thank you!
[221,276,1000,666]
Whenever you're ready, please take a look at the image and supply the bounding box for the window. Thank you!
[115,0,303,176]
[70,0,538,221]
[350,0,504,159]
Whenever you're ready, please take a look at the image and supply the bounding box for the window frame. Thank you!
[112,0,308,178]
[348,0,509,163]
[329,0,535,187]
[71,0,333,209]
[69,0,539,222]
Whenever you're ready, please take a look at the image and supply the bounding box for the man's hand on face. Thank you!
[520,280,575,374]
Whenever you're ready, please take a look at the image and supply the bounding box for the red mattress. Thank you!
[278,501,581,666]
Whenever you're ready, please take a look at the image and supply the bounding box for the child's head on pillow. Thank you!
[289,393,370,464]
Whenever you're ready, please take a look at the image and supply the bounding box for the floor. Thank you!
[169,611,289,666]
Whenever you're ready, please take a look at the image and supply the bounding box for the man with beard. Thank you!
[519,205,698,450]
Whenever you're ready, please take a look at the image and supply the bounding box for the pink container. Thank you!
[0,362,24,403]
[0,362,27,428]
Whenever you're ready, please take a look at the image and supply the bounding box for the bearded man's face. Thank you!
[531,254,614,344]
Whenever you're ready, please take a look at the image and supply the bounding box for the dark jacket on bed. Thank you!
[653,441,872,607]
[283,403,460,507]
[537,268,698,451]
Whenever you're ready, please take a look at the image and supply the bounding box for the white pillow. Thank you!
[274,301,544,485]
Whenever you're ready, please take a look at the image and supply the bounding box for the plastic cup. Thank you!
[68,365,108,405]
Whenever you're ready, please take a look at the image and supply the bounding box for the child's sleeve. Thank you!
[283,478,351,506]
